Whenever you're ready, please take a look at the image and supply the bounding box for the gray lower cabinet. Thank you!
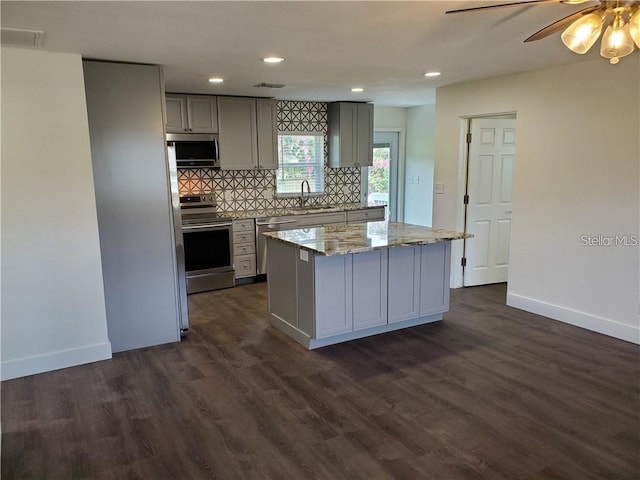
[267,238,452,348]
[346,207,385,222]
[314,255,353,338]
[352,249,388,331]
[296,211,347,227]
[386,243,451,323]
[287,207,384,229]
[311,249,392,338]
[387,246,421,324]
[233,219,256,278]
[420,242,450,315]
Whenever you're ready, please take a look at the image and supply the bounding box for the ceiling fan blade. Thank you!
[524,5,600,42]
[446,0,557,14]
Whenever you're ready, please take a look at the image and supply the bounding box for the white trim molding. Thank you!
[507,293,640,345]
[1,342,112,381]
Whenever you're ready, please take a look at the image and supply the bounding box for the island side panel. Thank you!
[388,246,422,324]
[266,238,298,328]
[352,249,388,331]
[296,250,315,336]
[420,242,451,316]
[314,255,353,339]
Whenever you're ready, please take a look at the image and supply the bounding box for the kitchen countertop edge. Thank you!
[262,221,471,256]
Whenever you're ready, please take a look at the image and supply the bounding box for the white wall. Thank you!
[405,105,435,226]
[1,47,112,380]
[374,106,407,131]
[434,56,640,344]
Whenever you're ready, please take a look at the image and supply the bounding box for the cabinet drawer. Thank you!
[233,219,255,233]
[235,254,256,278]
[234,231,255,244]
[234,243,256,256]
[347,208,385,223]
[296,212,346,227]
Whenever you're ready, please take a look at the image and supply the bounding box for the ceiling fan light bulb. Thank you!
[561,13,603,54]
[600,19,635,61]
[629,10,640,48]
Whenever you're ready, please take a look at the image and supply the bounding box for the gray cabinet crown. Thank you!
[328,102,374,168]
[165,94,218,134]
[217,97,278,170]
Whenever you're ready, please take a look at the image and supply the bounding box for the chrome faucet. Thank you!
[300,180,311,206]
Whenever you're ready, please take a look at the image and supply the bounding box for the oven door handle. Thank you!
[183,222,233,231]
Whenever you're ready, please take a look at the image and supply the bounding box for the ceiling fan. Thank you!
[446,0,640,64]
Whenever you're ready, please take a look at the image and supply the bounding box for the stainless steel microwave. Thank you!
[167,133,219,168]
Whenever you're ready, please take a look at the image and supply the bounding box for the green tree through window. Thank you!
[276,133,324,195]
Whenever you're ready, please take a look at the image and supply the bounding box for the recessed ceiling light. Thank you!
[351,87,364,93]
[263,57,284,64]
[424,71,441,77]
[208,77,224,83]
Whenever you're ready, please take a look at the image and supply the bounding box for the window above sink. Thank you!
[275,132,324,197]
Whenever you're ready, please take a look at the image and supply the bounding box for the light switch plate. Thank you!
[435,182,445,194]
[300,250,309,262]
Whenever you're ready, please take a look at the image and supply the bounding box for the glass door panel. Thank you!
[363,131,399,221]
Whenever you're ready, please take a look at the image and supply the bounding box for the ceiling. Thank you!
[1,1,604,107]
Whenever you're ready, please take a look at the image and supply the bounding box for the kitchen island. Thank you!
[263,221,470,349]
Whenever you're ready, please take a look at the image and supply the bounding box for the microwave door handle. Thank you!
[215,138,220,162]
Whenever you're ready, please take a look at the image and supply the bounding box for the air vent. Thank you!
[1,28,45,48]
[253,82,286,89]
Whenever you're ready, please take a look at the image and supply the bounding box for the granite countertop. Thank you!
[263,221,471,256]
[220,203,384,220]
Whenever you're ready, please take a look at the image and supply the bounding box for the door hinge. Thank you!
[466,132,472,144]
[463,194,469,205]
[461,257,467,267]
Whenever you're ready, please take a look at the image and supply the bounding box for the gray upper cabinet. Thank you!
[328,102,373,168]
[217,96,258,170]
[165,94,218,134]
[218,96,278,170]
[165,95,187,133]
[256,98,278,170]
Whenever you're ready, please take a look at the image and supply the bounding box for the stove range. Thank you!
[178,194,235,293]
[179,194,232,226]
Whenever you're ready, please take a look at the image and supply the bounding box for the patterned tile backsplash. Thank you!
[178,100,361,211]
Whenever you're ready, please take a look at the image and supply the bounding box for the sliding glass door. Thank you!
[363,131,399,221]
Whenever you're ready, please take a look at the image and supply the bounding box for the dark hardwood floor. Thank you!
[2,282,639,479]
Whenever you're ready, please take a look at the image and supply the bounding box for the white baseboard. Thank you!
[506,293,640,345]
[1,341,112,381]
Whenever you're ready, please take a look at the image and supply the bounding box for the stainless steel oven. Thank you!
[180,195,235,293]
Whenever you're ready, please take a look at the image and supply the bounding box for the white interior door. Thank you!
[463,118,516,286]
